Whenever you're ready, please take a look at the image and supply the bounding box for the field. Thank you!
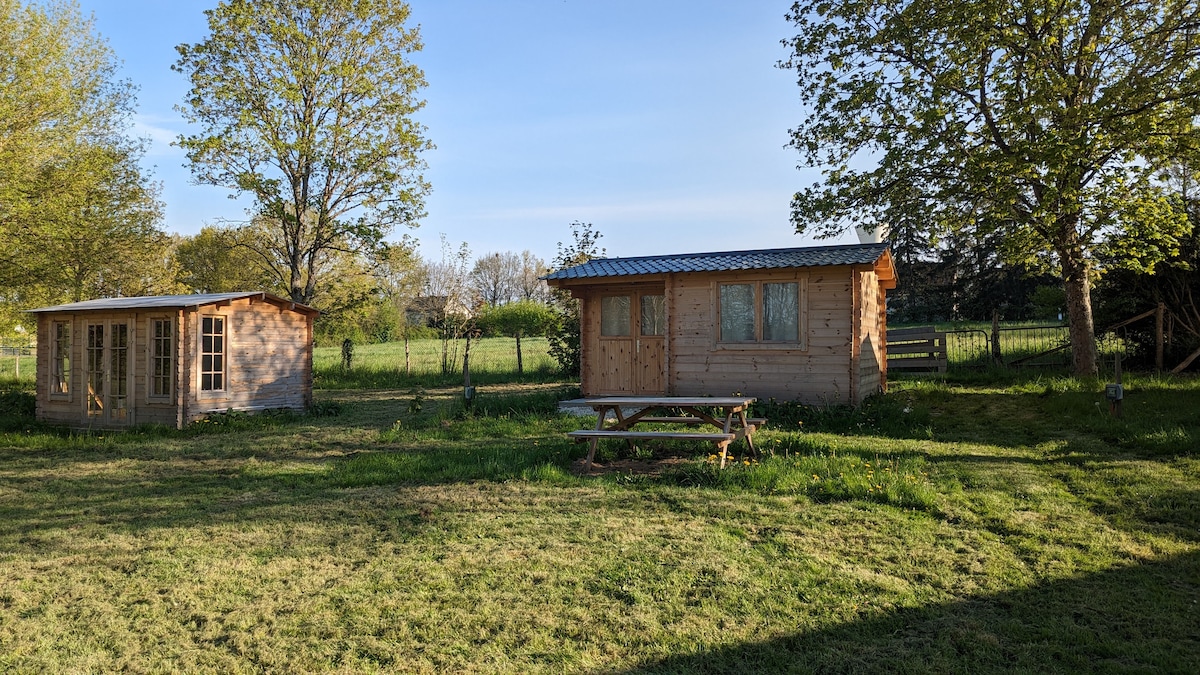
[0,343,1197,672]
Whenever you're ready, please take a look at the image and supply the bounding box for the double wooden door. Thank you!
[596,289,666,395]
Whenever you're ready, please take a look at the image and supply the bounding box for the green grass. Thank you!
[315,336,568,389]
[0,360,1198,671]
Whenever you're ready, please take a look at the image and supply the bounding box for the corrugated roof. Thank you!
[542,242,891,280]
[27,292,317,314]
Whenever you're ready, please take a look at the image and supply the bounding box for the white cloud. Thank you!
[132,114,183,156]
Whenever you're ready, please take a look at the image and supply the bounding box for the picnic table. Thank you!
[568,396,763,471]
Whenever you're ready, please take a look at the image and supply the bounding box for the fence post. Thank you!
[1156,302,1165,373]
[991,311,1002,366]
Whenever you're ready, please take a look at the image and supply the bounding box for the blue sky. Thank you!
[77,0,849,263]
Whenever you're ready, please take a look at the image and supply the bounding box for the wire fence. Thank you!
[940,324,1129,370]
[0,338,34,380]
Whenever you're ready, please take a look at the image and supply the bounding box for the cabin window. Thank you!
[151,319,174,399]
[600,296,631,336]
[763,282,800,341]
[719,284,756,342]
[51,321,70,395]
[200,316,226,391]
[640,295,666,336]
[718,279,807,348]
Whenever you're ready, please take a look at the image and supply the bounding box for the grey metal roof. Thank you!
[27,292,316,314]
[542,242,891,280]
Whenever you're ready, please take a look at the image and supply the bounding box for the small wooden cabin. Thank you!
[29,292,317,429]
[544,243,897,405]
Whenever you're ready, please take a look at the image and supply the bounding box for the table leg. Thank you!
[584,406,610,471]
[719,408,734,469]
[739,409,757,456]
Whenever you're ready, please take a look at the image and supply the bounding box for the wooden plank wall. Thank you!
[856,268,886,400]
[886,326,948,372]
[34,310,186,428]
[182,297,311,423]
[669,268,854,404]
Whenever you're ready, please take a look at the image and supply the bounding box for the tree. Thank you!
[174,0,433,306]
[17,142,172,303]
[422,238,473,376]
[470,252,520,307]
[782,0,1200,375]
[1096,166,1200,370]
[371,237,424,371]
[548,222,604,376]
[516,249,552,304]
[1,0,159,305]
[175,226,279,293]
[478,300,556,375]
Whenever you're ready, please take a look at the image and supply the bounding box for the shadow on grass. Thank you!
[616,549,1200,674]
[781,381,1200,458]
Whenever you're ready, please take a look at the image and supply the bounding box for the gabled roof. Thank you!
[28,292,318,316]
[543,242,893,281]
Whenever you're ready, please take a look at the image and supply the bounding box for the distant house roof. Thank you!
[28,292,318,315]
[542,242,893,281]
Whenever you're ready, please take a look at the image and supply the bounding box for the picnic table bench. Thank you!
[568,396,763,471]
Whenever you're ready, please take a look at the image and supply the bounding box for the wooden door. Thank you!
[85,321,131,426]
[596,291,666,395]
[636,293,666,394]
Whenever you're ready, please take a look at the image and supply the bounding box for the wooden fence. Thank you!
[885,326,948,373]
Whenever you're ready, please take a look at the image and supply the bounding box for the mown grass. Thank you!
[0,365,1197,671]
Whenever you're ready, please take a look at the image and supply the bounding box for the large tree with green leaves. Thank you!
[1,0,165,312]
[174,0,433,306]
[782,0,1200,374]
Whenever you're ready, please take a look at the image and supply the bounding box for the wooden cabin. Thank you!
[29,292,317,429]
[544,243,897,405]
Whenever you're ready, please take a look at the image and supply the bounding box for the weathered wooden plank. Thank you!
[887,326,940,338]
[888,357,948,370]
[887,341,943,355]
[567,430,736,441]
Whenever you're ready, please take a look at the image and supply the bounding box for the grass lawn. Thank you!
[0,370,1197,672]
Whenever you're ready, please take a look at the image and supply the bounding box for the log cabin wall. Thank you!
[182,297,312,423]
[855,266,887,400]
[669,266,856,404]
[35,310,182,428]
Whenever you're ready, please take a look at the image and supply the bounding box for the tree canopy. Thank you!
[174,0,433,306]
[1,0,166,318]
[782,0,1200,374]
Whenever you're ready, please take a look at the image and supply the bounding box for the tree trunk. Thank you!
[1060,247,1098,376]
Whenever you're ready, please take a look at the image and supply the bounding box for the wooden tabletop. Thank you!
[581,396,755,407]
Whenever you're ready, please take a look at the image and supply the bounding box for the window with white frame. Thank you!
[717,279,807,348]
[51,321,71,395]
[151,318,174,398]
[200,316,225,391]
